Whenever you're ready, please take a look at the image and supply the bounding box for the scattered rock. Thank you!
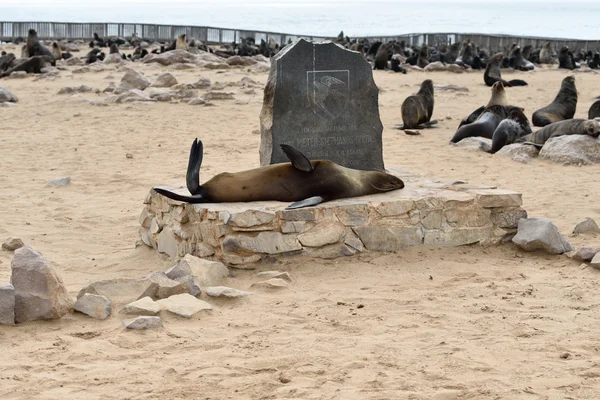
[188,98,206,105]
[255,271,292,282]
[560,352,571,359]
[119,68,151,91]
[539,135,600,165]
[571,247,600,262]
[73,293,111,320]
[424,62,446,72]
[120,296,160,316]
[205,286,251,298]
[122,316,163,330]
[58,85,93,95]
[5,71,27,79]
[151,72,178,88]
[10,246,73,323]
[573,218,600,235]
[512,217,573,255]
[48,177,71,187]
[166,254,229,287]
[453,137,492,152]
[141,271,187,300]
[203,91,234,100]
[77,278,154,306]
[590,253,600,270]
[157,293,212,318]
[192,77,211,89]
[126,153,133,159]
[0,283,15,325]
[143,50,199,66]
[2,237,24,251]
[496,144,539,163]
[434,84,468,92]
[106,89,155,103]
[250,278,289,290]
[0,87,18,103]
[103,53,124,64]
[279,373,291,384]
[226,56,258,66]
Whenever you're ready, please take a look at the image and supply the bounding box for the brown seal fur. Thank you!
[531,75,577,127]
[400,79,435,129]
[516,119,600,146]
[26,29,54,59]
[487,81,508,107]
[589,100,600,119]
[0,55,55,78]
[539,41,553,64]
[51,42,62,60]
[451,105,524,143]
[484,52,528,87]
[175,34,189,51]
[109,43,120,55]
[417,44,429,68]
[152,139,405,209]
[373,43,389,70]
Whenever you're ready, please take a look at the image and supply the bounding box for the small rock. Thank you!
[571,247,600,262]
[0,283,15,325]
[512,217,573,255]
[174,275,202,297]
[203,91,234,100]
[590,253,600,270]
[10,246,73,323]
[73,293,111,320]
[151,72,178,88]
[255,271,292,282]
[122,316,163,330]
[57,85,93,95]
[573,218,600,235]
[119,68,151,90]
[120,296,160,316]
[188,97,206,105]
[0,87,18,103]
[77,278,155,306]
[205,286,251,298]
[496,144,539,163]
[279,373,291,384]
[2,237,24,251]
[141,271,187,300]
[192,78,211,89]
[560,352,571,359]
[165,254,228,287]
[5,71,27,79]
[126,153,133,159]
[250,278,289,290]
[453,137,492,152]
[48,177,71,187]
[434,84,468,92]
[157,293,212,318]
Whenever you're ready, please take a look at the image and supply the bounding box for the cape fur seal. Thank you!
[153,139,405,209]
[484,53,528,87]
[489,107,532,153]
[0,53,15,72]
[0,55,55,78]
[516,119,600,147]
[399,79,437,129]
[373,43,389,70]
[539,41,553,64]
[176,34,189,51]
[558,46,578,70]
[26,29,54,59]
[532,75,577,127]
[451,105,524,143]
[589,100,600,119]
[458,81,508,129]
[417,44,429,68]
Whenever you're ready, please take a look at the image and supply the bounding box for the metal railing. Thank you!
[1,22,598,52]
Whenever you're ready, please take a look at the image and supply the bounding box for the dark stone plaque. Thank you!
[259,39,384,171]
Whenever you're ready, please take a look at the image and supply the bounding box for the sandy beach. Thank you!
[1,44,600,399]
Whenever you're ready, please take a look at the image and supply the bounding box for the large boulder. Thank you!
[539,135,600,165]
[119,68,151,91]
[10,246,73,323]
[496,144,539,163]
[151,72,178,88]
[512,217,573,254]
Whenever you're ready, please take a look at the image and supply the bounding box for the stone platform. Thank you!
[139,168,526,264]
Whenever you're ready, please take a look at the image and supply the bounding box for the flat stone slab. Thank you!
[157,293,212,318]
[139,168,526,262]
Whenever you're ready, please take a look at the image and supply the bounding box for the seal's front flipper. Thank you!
[186,138,204,195]
[280,144,313,172]
[285,196,324,210]
[423,119,438,128]
[153,187,206,204]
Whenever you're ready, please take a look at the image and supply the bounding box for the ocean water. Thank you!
[0,0,599,40]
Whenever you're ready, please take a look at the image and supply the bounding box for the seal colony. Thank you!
[153,139,405,209]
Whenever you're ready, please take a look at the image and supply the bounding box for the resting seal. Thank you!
[589,100,600,119]
[153,139,405,209]
[0,55,55,78]
[373,43,389,70]
[516,119,600,147]
[484,53,528,87]
[489,107,532,153]
[532,75,577,127]
[399,79,436,129]
[417,44,429,68]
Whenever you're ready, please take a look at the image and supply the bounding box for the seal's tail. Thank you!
[507,79,528,87]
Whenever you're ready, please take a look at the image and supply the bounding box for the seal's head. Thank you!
[584,120,600,137]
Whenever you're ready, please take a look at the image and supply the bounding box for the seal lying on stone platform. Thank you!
[153,139,405,210]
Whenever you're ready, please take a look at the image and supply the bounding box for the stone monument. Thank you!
[259,38,384,171]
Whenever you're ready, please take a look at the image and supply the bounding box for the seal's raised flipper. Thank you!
[286,196,324,210]
[152,186,207,204]
[280,144,313,172]
[186,138,204,195]
[423,120,438,128]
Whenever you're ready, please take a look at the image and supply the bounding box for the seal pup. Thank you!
[51,42,62,60]
[516,119,600,147]
[175,34,189,51]
[0,55,55,78]
[26,29,53,59]
[489,107,532,153]
[0,53,16,72]
[589,100,600,120]
[397,79,437,130]
[484,53,528,87]
[373,43,389,70]
[152,138,405,209]
[532,75,577,127]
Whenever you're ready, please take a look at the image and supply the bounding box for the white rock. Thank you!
[255,271,292,282]
[573,218,600,235]
[119,68,151,91]
[512,217,573,255]
[157,293,212,318]
[120,296,160,316]
[73,294,111,320]
[48,177,71,187]
[166,254,228,287]
[250,278,289,290]
[205,286,251,298]
[0,87,18,103]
